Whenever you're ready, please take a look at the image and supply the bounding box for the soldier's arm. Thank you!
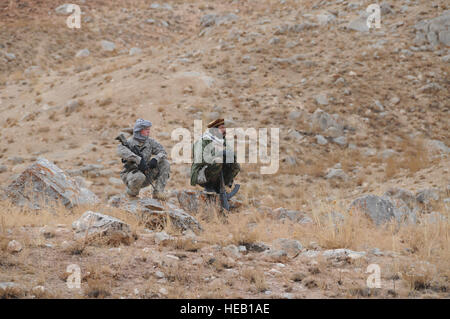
[117,143,141,163]
[149,139,167,162]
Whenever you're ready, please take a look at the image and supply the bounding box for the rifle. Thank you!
[219,169,240,212]
[115,134,155,188]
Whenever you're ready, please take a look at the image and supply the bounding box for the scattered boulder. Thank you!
[416,188,440,206]
[154,231,172,244]
[4,158,99,210]
[75,49,90,58]
[5,52,16,61]
[273,238,302,255]
[311,109,343,134]
[316,135,328,145]
[325,168,348,181]
[129,47,142,56]
[72,211,133,243]
[427,140,450,154]
[263,249,287,261]
[7,240,22,253]
[224,244,241,258]
[349,195,396,225]
[414,11,450,48]
[315,93,329,106]
[100,40,116,52]
[109,194,202,232]
[244,242,270,253]
[109,194,164,212]
[333,136,347,146]
[419,83,443,93]
[316,12,336,26]
[322,249,366,266]
[384,188,416,210]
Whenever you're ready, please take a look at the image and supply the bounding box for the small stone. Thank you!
[315,93,329,106]
[100,40,116,52]
[316,135,328,145]
[75,49,90,58]
[159,287,168,295]
[7,240,22,253]
[154,231,171,244]
[325,168,348,181]
[5,52,16,61]
[333,136,347,146]
[129,47,142,56]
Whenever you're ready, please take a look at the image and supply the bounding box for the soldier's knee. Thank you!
[158,159,170,173]
[127,171,146,187]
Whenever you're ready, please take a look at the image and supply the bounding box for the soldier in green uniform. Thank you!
[190,118,240,193]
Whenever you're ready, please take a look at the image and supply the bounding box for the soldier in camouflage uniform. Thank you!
[190,118,240,193]
[117,119,170,200]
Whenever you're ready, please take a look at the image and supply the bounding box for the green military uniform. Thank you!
[190,120,240,192]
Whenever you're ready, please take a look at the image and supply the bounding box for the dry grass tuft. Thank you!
[85,279,111,298]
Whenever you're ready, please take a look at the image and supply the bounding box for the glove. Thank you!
[138,157,147,172]
[148,158,158,169]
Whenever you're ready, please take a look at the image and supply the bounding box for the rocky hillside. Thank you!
[0,0,448,299]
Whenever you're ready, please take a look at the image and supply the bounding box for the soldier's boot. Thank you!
[125,171,146,198]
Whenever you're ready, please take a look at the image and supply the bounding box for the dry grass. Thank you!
[85,278,111,298]
[242,268,268,293]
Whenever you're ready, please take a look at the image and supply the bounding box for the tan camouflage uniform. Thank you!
[117,136,170,197]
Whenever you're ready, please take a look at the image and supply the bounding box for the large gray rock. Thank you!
[273,238,303,255]
[416,188,440,206]
[109,194,164,212]
[384,188,416,209]
[174,190,202,214]
[144,205,202,233]
[200,13,239,28]
[414,11,450,47]
[351,194,417,225]
[325,168,348,181]
[4,158,99,210]
[109,194,201,232]
[349,195,396,225]
[311,109,342,134]
[72,211,132,241]
[427,140,450,154]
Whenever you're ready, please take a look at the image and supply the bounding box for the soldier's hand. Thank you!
[148,158,158,169]
[138,157,147,172]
